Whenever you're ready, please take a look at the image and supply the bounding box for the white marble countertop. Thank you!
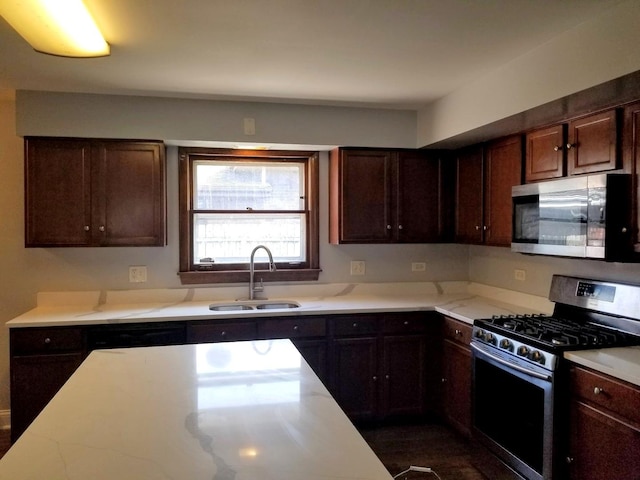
[6,281,553,328]
[6,281,639,387]
[564,346,640,387]
[0,339,394,480]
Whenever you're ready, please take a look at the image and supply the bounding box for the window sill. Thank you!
[178,269,322,285]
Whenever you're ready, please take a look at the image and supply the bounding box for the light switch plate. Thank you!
[350,261,366,275]
[129,266,148,283]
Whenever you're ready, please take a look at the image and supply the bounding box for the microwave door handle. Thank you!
[471,343,551,381]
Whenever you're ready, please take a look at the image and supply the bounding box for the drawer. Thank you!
[442,316,472,345]
[333,315,379,336]
[187,321,257,343]
[11,327,83,355]
[382,314,429,334]
[570,365,640,424]
[261,317,326,339]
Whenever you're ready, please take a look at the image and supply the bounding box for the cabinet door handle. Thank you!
[84,225,90,231]
[553,145,563,152]
[398,225,403,230]
[373,376,377,381]
[566,143,576,150]
[43,337,51,345]
[483,225,488,231]
[220,331,226,337]
[454,329,462,336]
[386,225,392,230]
[404,321,409,326]
[293,325,299,331]
[385,375,389,380]
[352,322,358,328]
[593,386,604,395]
[566,456,574,464]
[441,377,447,383]
[99,225,105,232]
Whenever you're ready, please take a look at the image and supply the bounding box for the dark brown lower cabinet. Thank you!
[332,336,379,420]
[440,316,473,438]
[330,313,437,423]
[568,364,640,480]
[381,334,429,417]
[10,353,84,442]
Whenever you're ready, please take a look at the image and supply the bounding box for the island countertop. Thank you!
[0,339,394,480]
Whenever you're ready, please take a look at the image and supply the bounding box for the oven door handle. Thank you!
[471,343,551,381]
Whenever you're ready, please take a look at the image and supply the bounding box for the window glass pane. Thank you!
[194,161,304,211]
[194,213,306,264]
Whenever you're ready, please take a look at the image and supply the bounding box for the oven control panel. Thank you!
[472,326,558,372]
[576,281,616,302]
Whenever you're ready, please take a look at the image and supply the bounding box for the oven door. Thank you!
[471,342,556,480]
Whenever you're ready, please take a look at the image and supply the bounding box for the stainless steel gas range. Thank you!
[470,275,640,480]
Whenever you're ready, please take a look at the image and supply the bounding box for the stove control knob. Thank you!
[485,333,496,345]
[499,339,513,351]
[517,345,530,357]
[475,329,485,340]
[530,350,545,364]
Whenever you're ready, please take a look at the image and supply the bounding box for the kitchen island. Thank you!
[0,339,393,480]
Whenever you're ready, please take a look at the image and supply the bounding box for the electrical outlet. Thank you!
[412,262,426,272]
[350,261,366,276]
[129,266,148,283]
[514,269,526,281]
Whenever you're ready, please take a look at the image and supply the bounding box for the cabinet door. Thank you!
[293,339,328,386]
[567,110,618,176]
[93,142,166,246]
[525,124,565,182]
[442,339,472,438]
[332,337,378,421]
[330,149,393,243]
[455,145,484,244]
[381,335,427,418]
[397,151,443,242]
[484,136,522,246]
[25,138,92,246]
[10,353,84,441]
[623,101,640,249]
[568,400,640,480]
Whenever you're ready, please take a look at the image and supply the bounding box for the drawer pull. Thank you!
[220,331,226,336]
[373,375,377,381]
[593,386,605,395]
[352,322,358,328]
[293,325,299,331]
[404,321,409,326]
[455,329,462,336]
[44,337,51,345]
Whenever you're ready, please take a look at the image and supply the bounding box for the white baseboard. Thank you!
[0,410,10,431]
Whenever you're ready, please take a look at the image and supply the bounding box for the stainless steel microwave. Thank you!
[511,173,632,261]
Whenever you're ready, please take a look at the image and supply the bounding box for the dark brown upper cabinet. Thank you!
[525,124,566,182]
[455,136,522,246]
[567,109,618,175]
[25,137,166,247]
[525,109,619,182]
[329,148,452,244]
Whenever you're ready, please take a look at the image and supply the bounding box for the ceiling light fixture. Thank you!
[0,0,110,57]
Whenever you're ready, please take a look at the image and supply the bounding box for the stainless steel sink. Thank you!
[209,303,255,311]
[256,302,300,310]
[209,300,300,311]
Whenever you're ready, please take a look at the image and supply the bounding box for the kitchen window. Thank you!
[178,147,320,284]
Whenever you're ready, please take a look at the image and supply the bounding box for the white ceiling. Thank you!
[0,0,627,110]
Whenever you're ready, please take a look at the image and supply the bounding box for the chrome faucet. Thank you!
[249,245,276,300]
